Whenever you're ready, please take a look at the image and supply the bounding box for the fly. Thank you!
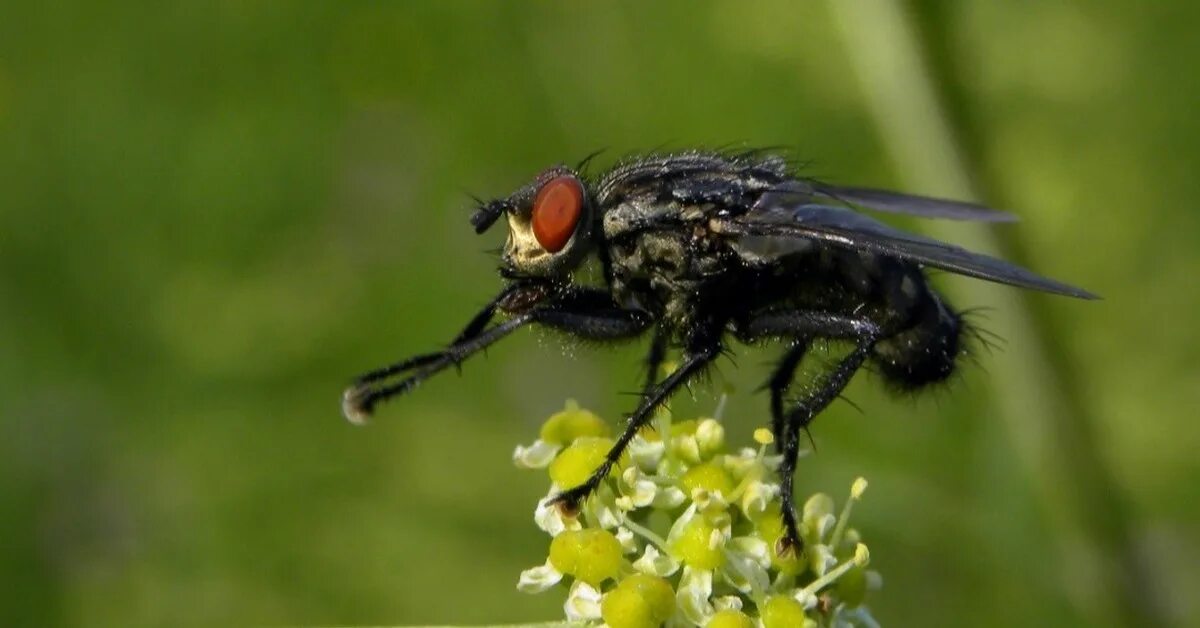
[343,150,1097,555]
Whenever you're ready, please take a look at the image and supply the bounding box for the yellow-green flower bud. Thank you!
[682,461,735,499]
[707,608,754,628]
[853,542,870,567]
[540,400,610,445]
[549,437,619,488]
[670,516,726,570]
[760,594,807,628]
[600,573,675,628]
[695,418,725,457]
[671,419,698,436]
[769,541,805,576]
[802,493,834,522]
[807,544,836,577]
[659,456,688,479]
[750,501,782,536]
[548,528,623,587]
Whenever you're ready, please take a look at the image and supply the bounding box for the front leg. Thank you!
[349,281,546,392]
[343,313,538,422]
[344,284,649,422]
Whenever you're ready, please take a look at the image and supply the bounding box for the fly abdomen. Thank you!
[870,279,963,390]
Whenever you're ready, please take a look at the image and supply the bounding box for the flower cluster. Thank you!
[515,400,882,628]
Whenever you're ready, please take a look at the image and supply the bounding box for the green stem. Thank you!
[622,516,670,553]
[798,552,863,600]
[828,491,857,551]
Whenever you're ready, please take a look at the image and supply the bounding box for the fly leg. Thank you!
[344,285,650,421]
[741,310,883,556]
[349,282,533,390]
[767,339,812,444]
[549,337,721,514]
[775,342,872,556]
[642,326,670,393]
[343,314,536,422]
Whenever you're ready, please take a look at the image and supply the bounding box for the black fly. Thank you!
[343,150,1096,555]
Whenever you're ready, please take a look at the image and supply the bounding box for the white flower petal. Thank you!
[615,526,639,554]
[534,492,581,537]
[664,503,699,546]
[652,486,687,509]
[866,569,884,590]
[675,566,715,626]
[712,595,743,613]
[628,434,665,471]
[803,493,835,521]
[621,465,639,484]
[740,479,780,520]
[516,559,563,593]
[719,549,770,595]
[727,535,770,569]
[564,580,603,621]
[692,487,729,513]
[695,418,724,456]
[722,447,759,479]
[593,484,624,529]
[809,543,837,576]
[632,544,680,577]
[512,439,561,469]
[815,512,837,541]
[673,434,702,464]
[620,466,658,508]
[793,587,819,610]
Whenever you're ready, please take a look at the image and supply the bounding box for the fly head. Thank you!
[471,165,596,278]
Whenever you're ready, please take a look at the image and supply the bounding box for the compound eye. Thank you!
[532,175,584,253]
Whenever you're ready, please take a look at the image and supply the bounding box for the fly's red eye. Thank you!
[532,175,584,253]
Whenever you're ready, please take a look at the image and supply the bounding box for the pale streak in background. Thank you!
[827,1,1166,625]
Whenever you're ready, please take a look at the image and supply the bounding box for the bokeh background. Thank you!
[1,1,1197,626]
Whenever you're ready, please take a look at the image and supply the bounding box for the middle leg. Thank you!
[550,337,722,513]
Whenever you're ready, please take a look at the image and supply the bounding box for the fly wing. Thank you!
[811,183,1017,222]
[722,192,1098,299]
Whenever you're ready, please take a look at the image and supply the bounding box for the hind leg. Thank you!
[767,339,811,444]
[776,342,873,555]
[743,310,882,555]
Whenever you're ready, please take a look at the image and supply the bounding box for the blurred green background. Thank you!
[1,1,1197,626]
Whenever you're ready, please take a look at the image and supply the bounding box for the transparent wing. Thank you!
[811,183,1017,222]
[722,193,1097,299]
